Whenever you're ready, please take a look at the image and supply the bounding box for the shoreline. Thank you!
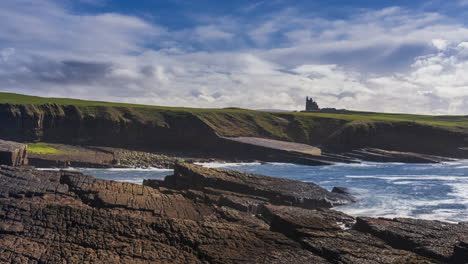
[54,160,468,224]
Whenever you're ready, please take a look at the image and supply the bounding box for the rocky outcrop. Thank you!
[0,163,466,263]
[154,163,354,208]
[342,147,455,163]
[0,139,28,166]
[355,217,468,263]
[325,121,468,158]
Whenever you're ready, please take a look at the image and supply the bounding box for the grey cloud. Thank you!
[140,65,155,77]
[320,91,358,100]
[32,60,113,84]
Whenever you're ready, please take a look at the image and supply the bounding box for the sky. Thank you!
[1,0,468,114]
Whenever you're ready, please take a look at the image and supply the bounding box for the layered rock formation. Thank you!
[0,163,466,263]
[0,139,28,166]
[27,143,208,169]
[1,102,467,166]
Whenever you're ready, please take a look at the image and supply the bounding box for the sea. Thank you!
[77,160,468,223]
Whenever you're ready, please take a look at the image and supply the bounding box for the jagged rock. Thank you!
[158,163,354,208]
[354,217,468,263]
[331,187,357,202]
[0,166,329,263]
[0,164,466,263]
[0,140,28,166]
[258,205,434,264]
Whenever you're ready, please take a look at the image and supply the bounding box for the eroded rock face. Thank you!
[0,140,28,166]
[0,164,466,263]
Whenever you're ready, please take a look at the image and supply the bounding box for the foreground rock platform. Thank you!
[0,164,466,263]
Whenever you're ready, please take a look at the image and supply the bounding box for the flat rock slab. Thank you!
[161,163,354,208]
[225,137,322,155]
[0,139,28,166]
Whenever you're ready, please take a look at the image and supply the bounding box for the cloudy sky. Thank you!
[1,0,468,114]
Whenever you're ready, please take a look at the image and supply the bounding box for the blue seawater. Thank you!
[77,160,468,223]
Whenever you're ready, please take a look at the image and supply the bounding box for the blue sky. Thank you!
[1,0,468,114]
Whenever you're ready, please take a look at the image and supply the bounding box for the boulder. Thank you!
[0,139,28,166]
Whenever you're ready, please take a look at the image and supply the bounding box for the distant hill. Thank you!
[256,109,292,112]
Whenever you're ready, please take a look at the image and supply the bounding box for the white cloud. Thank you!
[0,0,163,56]
[1,1,468,114]
[432,39,450,51]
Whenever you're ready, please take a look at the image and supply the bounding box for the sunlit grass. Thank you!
[27,143,62,154]
[2,92,468,139]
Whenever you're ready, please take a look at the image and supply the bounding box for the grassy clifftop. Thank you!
[1,92,468,151]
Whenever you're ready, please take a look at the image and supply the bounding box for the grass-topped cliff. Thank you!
[1,92,467,158]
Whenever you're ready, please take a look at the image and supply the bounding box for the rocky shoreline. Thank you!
[0,163,466,263]
[26,143,218,169]
[23,140,459,170]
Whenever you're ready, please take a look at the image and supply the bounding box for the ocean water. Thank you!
[78,167,173,184]
[77,160,468,223]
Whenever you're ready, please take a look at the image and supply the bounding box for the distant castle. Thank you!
[303,96,349,113]
[305,96,319,111]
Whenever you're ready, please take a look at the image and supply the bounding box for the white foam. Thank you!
[268,162,299,166]
[392,181,422,185]
[116,179,145,184]
[333,162,377,168]
[346,175,466,181]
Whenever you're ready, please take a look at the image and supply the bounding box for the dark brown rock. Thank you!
[0,140,28,166]
[354,217,468,262]
[0,164,465,263]
[258,205,434,264]
[0,166,330,263]
[159,163,354,208]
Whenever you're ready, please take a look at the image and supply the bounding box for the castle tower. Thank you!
[305,97,319,111]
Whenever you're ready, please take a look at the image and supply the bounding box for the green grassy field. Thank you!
[1,92,468,138]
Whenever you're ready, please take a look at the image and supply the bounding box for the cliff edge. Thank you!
[1,92,468,163]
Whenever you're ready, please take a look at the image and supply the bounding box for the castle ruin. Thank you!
[305,96,319,111]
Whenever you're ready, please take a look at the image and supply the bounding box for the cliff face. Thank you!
[1,102,467,160]
[0,164,466,263]
[0,104,219,152]
[324,121,468,158]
